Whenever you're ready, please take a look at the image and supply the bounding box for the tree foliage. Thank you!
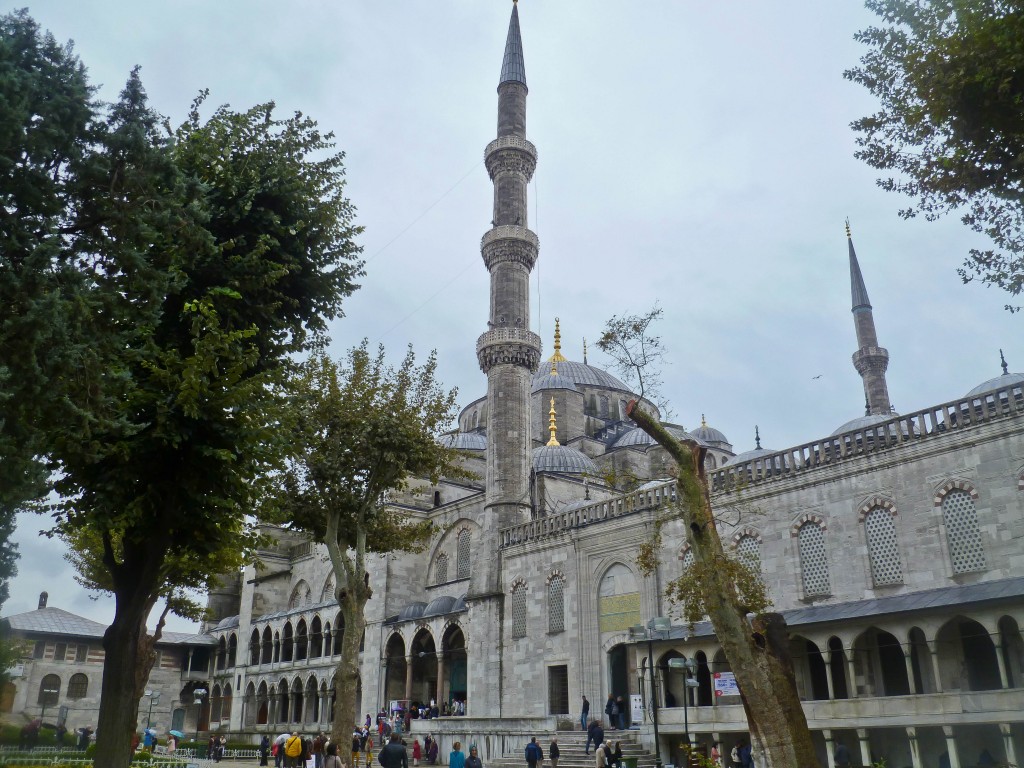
[1,11,365,764]
[272,343,463,742]
[846,0,1024,310]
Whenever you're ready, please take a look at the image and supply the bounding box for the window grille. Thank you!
[797,522,831,596]
[736,535,761,571]
[548,576,565,633]
[456,531,471,579]
[435,553,449,584]
[864,508,903,585]
[681,550,694,570]
[37,675,60,706]
[942,490,986,573]
[67,674,88,700]
[547,665,569,714]
[511,584,527,639]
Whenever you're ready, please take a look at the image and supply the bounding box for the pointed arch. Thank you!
[795,519,831,596]
[321,574,336,604]
[310,615,323,658]
[261,626,272,665]
[249,629,260,666]
[862,504,903,586]
[936,481,986,573]
[290,580,312,609]
[598,562,640,634]
[282,622,294,662]
[434,553,449,584]
[456,528,471,579]
[547,571,565,633]
[510,577,528,639]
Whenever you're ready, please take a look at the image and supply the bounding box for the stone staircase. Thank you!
[487,730,661,768]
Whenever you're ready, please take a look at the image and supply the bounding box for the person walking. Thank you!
[834,741,851,768]
[580,696,590,731]
[259,735,270,766]
[549,739,560,768]
[738,740,753,768]
[615,697,626,730]
[412,739,422,767]
[285,733,304,768]
[709,742,721,767]
[525,737,543,768]
[585,720,604,756]
[450,741,466,768]
[466,745,483,768]
[379,733,409,768]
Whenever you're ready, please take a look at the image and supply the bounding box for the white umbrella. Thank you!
[276,733,291,745]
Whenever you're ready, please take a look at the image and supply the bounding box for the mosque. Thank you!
[176,4,1024,767]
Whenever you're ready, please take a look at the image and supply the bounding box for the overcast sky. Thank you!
[8,2,1018,632]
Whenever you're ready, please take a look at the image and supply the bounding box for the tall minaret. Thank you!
[847,222,892,416]
[476,1,541,528]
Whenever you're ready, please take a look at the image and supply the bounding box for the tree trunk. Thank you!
[627,402,820,768]
[331,588,368,746]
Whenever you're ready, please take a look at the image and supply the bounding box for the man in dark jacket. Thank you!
[604,694,617,730]
[580,696,590,731]
[585,720,604,756]
[525,737,543,768]
[379,733,409,768]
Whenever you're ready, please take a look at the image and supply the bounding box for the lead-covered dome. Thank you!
[691,416,730,448]
[532,444,599,475]
[531,360,629,391]
[966,372,1024,398]
[613,425,703,449]
[438,432,487,450]
[531,371,579,393]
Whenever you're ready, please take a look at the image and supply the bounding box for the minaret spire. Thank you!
[477,2,541,530]
[846,221,892,417]
[549,318,567,362]
[547,397,560,447]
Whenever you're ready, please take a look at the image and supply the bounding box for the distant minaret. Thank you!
[847,221,892,416]
[477,0,541,527]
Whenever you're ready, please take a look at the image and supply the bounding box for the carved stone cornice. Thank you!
[853,346,890,374]
[482,233,538,272]
[476,328,542,374]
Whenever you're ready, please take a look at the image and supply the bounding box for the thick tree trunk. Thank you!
[332,592,368,745]
[628,402,820,768]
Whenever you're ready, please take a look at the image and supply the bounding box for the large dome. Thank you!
[532,444,599,475]
[531,360,629,391]
[966,372,1024,398]
[531,371,579,393]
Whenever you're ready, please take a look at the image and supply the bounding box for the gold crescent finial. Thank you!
[546,397,560,446]
[701,413,708,428]
[845,218,852,239]
[549,317,567,362]
[550,358,558,376]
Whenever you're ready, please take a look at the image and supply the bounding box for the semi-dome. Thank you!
[438,432,487,450]
[531,360,629,391]
[966,372,1024,398]
[532,444,599,475]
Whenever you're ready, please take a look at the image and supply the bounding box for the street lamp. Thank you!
[192,687,208,745]
[629,617,672,768]
[144,689,162,729]
[667,658,700,748]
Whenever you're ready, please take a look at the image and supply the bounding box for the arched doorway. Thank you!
[443,625,468,706]
[409,629,437,707]
[606,644,633,724]
[383,634,408,704]
[935,616,1002,691]
[852,627,910,696]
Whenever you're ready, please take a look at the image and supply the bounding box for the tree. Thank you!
[271,344,463,743]
[845,1,1024,310]
[598,309,819,768]
[2,15,365,762]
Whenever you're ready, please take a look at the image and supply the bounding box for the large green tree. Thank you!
[846,0,1024,310]
[2,13,364,764]
[271,344,463,743]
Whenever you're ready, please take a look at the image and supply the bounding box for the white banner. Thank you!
[712,672,739,697]
[630,693,643,724]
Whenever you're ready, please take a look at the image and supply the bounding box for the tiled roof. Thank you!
[3,607,216,646]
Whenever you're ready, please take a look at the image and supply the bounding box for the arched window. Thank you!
[290,581,311,609]
[598,563,640,633]
[217,637,227,671]
[797,522,831,596]
[227,633,238,668]
[273,632,280,663]
[511,581,528,639]
[282,623,294,662]
[211,684,223,722]
[456,530,471,580]
[864,507,903,586]
[222,684,232,720]
[261,627,273,665]
[37,674,61,706]
[435,553,449,584]
[942,489,985,573]
[321,575,336,604]
[547,574,565,633]
[599,396,609,417]
[310,616,323,658]
[295,620,308,661]
[735,535,761,572]
[249,629,260,666]
[681,549,694,570]
[67,674,88,700]
[333,615,344,655]
[323,624,332,657]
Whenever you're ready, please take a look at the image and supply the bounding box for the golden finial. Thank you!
[546,397,560,446]
[845,218,852,239]
[701,413,708,428]
[550,358,558,376]
[549,317,567,362]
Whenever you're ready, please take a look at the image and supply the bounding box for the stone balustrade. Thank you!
[484,135,537,161]
[480,225,539,251]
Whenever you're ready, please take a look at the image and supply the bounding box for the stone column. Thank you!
[1001,724,1017,767]
[405,655,414,703]
[994,645,1010,689]
[436,652,446,708]
[929,642,944,693]
[857,728,871,768]
[824,652,836,700]
[822,729,836,768]
[904,653,918,694]
[846,653,859,698]
[906,727,922,768]
[943,726,961,768]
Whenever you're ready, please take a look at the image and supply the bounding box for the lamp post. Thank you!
[667,658,699,749]
[144,689,162,729]
[192,687,207,746]
[629,617,672,768]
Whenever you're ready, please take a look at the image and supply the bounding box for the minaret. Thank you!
[477,1,541,528]
[847,221,892,416]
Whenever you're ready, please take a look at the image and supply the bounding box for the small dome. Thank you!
[831,413,915,438]
[724,447,783,467]
[691,419,729,447]
[214,615,240,630]
[531,372,579,393]
[438,432,487,450]
[451,594,468,613]
[966,372,1024,398]
[613,425,703,449]
[398,602,427,621]
[532,444,599,475]
[423,595,458,618]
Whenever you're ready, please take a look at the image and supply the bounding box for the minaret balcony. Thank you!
[485,136,538,181]
[476,328,542,374]
[481,225,539,271]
